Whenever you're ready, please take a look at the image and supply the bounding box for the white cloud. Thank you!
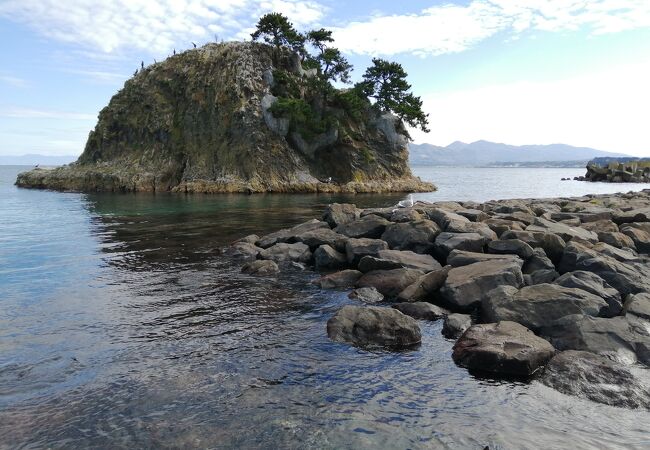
[333,0,650,56]
[0,0,325,54]
[0,74,28,88]
[409,60,650,157]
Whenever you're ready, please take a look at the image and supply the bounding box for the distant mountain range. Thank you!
[0,154,78,165]
[409,140,629,166]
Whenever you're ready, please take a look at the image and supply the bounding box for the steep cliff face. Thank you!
[17,42,433,193]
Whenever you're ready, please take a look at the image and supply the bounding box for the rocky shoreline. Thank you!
[226,189,650,409]
[15,166,434,194]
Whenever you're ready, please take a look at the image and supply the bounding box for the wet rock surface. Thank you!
[327,305,421,349]
[452,321,555,377]
[228,189,650,408]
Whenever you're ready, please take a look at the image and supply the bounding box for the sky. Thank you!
[1,0,650,157]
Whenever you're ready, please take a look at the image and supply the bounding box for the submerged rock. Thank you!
[452,321,555,377]
[327,305,421,349]
[540,350,650,409]
[241,259,280,275]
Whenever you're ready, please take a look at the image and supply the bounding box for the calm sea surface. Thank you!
[1,165,649,449]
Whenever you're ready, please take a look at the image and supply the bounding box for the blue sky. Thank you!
[1,0,650,157]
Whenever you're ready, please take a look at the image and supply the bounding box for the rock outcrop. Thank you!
[16,42,433,194]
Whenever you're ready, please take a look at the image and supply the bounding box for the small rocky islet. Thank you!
[227,190,650,409]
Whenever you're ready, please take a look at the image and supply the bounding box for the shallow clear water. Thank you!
[1,165,649,449]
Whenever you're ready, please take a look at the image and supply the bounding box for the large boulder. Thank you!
[487,239,534,260]
[323,203,359,228]
[358,250,441,273]
[456,208,488,222]
[624,292,650,321]
[581,220,619,233]
[241,259,279,275]
[484,218,526,237]
[356,268,423,298]
[389,208,422,223]
[396,266,451,303]
[558,241,650,295]
[433,232,486,263]
[522,248,555,274]
[439,260,524,310]
[612,207,650,225]
[225,241,261,259]
[392,302,449,321]
[335,214,390,239]
[258,242,312,263]
[447,250,523,268]
[294,228,347,252]
[526,217,598,243]
[554,271,623,316]
[539,350,650,409]
[380,219,440,253]
[314,269,362,289]
[540,315,650,366]
[327,305,421,349]
[442,313,472,339]
[446,221,497,241]
[482,284,611,332]
[345,238,389,266]
[597,231,637,250]
[620,223,650,253]
[426,208,470,230]
[256,219,328,248]
[452,321,555,377]
[313,244,348,271]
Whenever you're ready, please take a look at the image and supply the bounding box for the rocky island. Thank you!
[16,16,432,194]
[227,190,650,409]
[580,157,650,183]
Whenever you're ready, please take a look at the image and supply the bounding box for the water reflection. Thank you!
[2,167,650,449]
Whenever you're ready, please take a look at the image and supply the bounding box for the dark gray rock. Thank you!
[233,234,259,245]
[294,228,347,252]
[389,208,422,223]
[258,242,311,263]
[396,266,451,302]
[452,321,555,377]
[393,302,449,321]
[527,217,598,243]
[597,231,637,250]
[241,259,279,275]
[225,241,261,259]
[525,269,559,285]
[482,284,610,332]
[426,208,470,230]
[612,207,650,225]
[540,315,650,366]
[554,271,623,316]
[348,286,384,303]
[381,219,440,253]
[345,238,389,266]
[624,292,650,321]
[323,203,360,228]
[327,305,421,349]
[442,313,472,339]
[620,223,650,253]
[439,260,524,310]
[488,239,534,260]
[522,248,555,274]
[558,241,650,295]
[434,232,486,262]
[456,209,488,222]
[335,214,390,239]
[256,219,329,248]
[314,244,348,271]
[447,250,523,268]
[484,218,526,237]
[446,221,497,241]
[314,270,363,289]
[356,268,423,298]
[540,350,650,409]
[358,250,441,273]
